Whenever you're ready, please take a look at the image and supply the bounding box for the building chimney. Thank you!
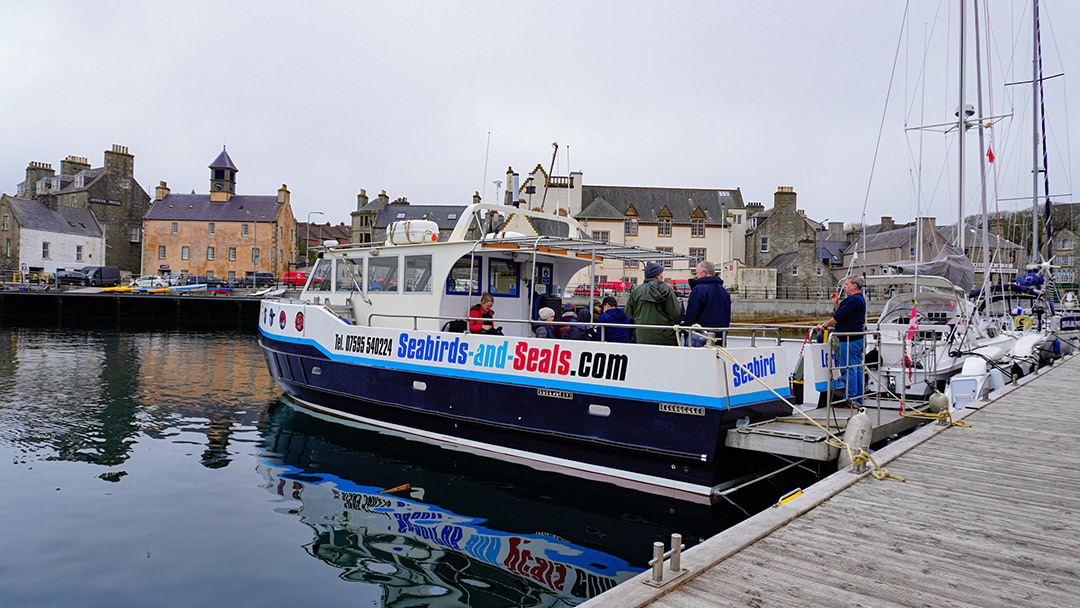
[774,187,796,216]
[880,216,895,232]
[277,184,290,205]
[60,155,90,176]
[356,188,369,209]
[25,161,55,199]
[828,221,845,241]
[377,190,390,206]
[155,181,170,201]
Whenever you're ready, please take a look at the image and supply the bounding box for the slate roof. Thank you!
[938,224,1023,250]
[375,204,467,231]
[817,240,848,265]
[146,194,283,222]
[3,195,102,237]
[578,186,743,225]
[54,168,104,194]
[209,147,238,171]
[766,251,798,270]
[847,225,920,253]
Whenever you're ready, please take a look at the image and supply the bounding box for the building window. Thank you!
[658,247,674,269]
[1060,238,1074,250]
[171,222,178,235]
[182,246,189,260]
[624,218,638,236]
[242,224,249,238]
[121,179,130,189]
[910,247,915,258]
[759,237,768,253]
[76,245,83,261]
[229,247,237,261]
[228,271,236,281]
[691,219,705,238]
[5,239,10,256]
[207,247,215,261]
[42,242,50,259]
[252,247,260,263]
[208,222,215,235]
[157,245,165,259]
[130,227,140,243]
[734,214,742,224]
[817,266,823,277]
[624,260,638,269]
[596,275,608,284]
[689,248,707,265]
[658,218,671,237]
[592,231,610,242]
[2,215,7,230]
[792,265,799,276]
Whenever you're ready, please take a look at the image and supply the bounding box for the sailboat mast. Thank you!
[1031,0,1040,262]
[958,0,967,253]
[974,0,991,281]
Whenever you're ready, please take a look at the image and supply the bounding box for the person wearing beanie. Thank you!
[626,261,681,345]
[532,307,557,339]
[597,295,633,343]
[557,302,577,337]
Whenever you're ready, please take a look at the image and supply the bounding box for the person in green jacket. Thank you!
[626,262,681,345]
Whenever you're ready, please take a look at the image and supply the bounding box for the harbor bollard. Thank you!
[670,533,682,573]
[651,542,664,582]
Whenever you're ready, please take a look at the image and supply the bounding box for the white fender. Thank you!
[838,408,872,470]
[928,389,949,413]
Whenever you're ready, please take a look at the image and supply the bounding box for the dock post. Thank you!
[651,542,664,582]
[670,533,683,573]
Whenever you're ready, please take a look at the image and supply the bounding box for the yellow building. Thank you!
[142,148,296,281]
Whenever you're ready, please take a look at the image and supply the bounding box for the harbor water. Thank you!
[0,325,814,607]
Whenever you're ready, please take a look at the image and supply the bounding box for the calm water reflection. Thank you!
[0,326,808,607]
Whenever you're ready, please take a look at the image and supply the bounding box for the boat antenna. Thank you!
[540,142,558,213]
[482,131,492,202]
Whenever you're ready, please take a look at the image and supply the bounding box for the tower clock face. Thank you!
[214,181,224,191]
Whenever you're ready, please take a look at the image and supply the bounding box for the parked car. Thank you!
[668,279,691,297]
[131,275,168,288]
[183,275,228,288]
[284,271,310,287]
[82,266,122,287]
[55,270,89,286]
[162,272,186,286]
[230,272,275,289]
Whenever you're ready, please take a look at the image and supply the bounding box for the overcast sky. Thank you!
[2,1,1077,233]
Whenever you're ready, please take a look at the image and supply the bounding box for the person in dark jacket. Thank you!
[597,296,632,343]
[626,262,681,345]
[682,260,731,347]
[557,302,577,337]
[562,308,595,341]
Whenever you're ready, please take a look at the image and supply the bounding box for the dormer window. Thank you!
[74,174,85,189]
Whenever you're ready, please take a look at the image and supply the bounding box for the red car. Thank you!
[284,271,310,287]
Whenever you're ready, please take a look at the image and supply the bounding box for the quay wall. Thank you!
[0,290,261,328]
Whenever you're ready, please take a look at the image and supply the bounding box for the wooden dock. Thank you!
[583,353,1080,608]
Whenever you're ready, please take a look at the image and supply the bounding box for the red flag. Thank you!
[986,147,995,163]
[906,302,919,341]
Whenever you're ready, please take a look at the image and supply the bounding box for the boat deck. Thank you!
[726,399,926,460]
[582,353,1080,607]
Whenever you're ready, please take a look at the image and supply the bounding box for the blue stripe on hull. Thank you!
[260,335,792,489]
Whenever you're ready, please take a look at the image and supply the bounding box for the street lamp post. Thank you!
[305,211,324,267]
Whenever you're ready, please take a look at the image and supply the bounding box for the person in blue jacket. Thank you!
[681,260,731,346]
[597,296,632,343]
[816,276,866,404]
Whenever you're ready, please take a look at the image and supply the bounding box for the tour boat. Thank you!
[258,202,793,502]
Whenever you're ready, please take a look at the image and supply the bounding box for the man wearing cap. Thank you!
[597,295,632,343]
[557,302,577,338]
[626,262,681,345]
[682,260,731,347]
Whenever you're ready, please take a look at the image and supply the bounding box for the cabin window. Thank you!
[309,258,333,292]
[488,258,520,297]
[405,254,433,293]
[335,257,362,291]
[368,256,399,293]
[447,256,481,295]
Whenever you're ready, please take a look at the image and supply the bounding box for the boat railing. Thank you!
[824,329,888,424]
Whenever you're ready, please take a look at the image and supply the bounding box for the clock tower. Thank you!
[208,146,238,202]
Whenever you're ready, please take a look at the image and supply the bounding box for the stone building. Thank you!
[142,148,297,280]
[743,187,828,293]
[0,193,104,275]
[843,217,947,276]
[349,189,467,246]
[1051,227,1078,288]
[9,145,150,273]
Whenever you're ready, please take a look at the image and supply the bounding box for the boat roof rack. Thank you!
[479,235,692,262]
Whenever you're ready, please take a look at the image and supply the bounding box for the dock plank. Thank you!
[582,355,1080,608]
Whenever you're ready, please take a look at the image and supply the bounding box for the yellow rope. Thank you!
[862,366,971,428]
